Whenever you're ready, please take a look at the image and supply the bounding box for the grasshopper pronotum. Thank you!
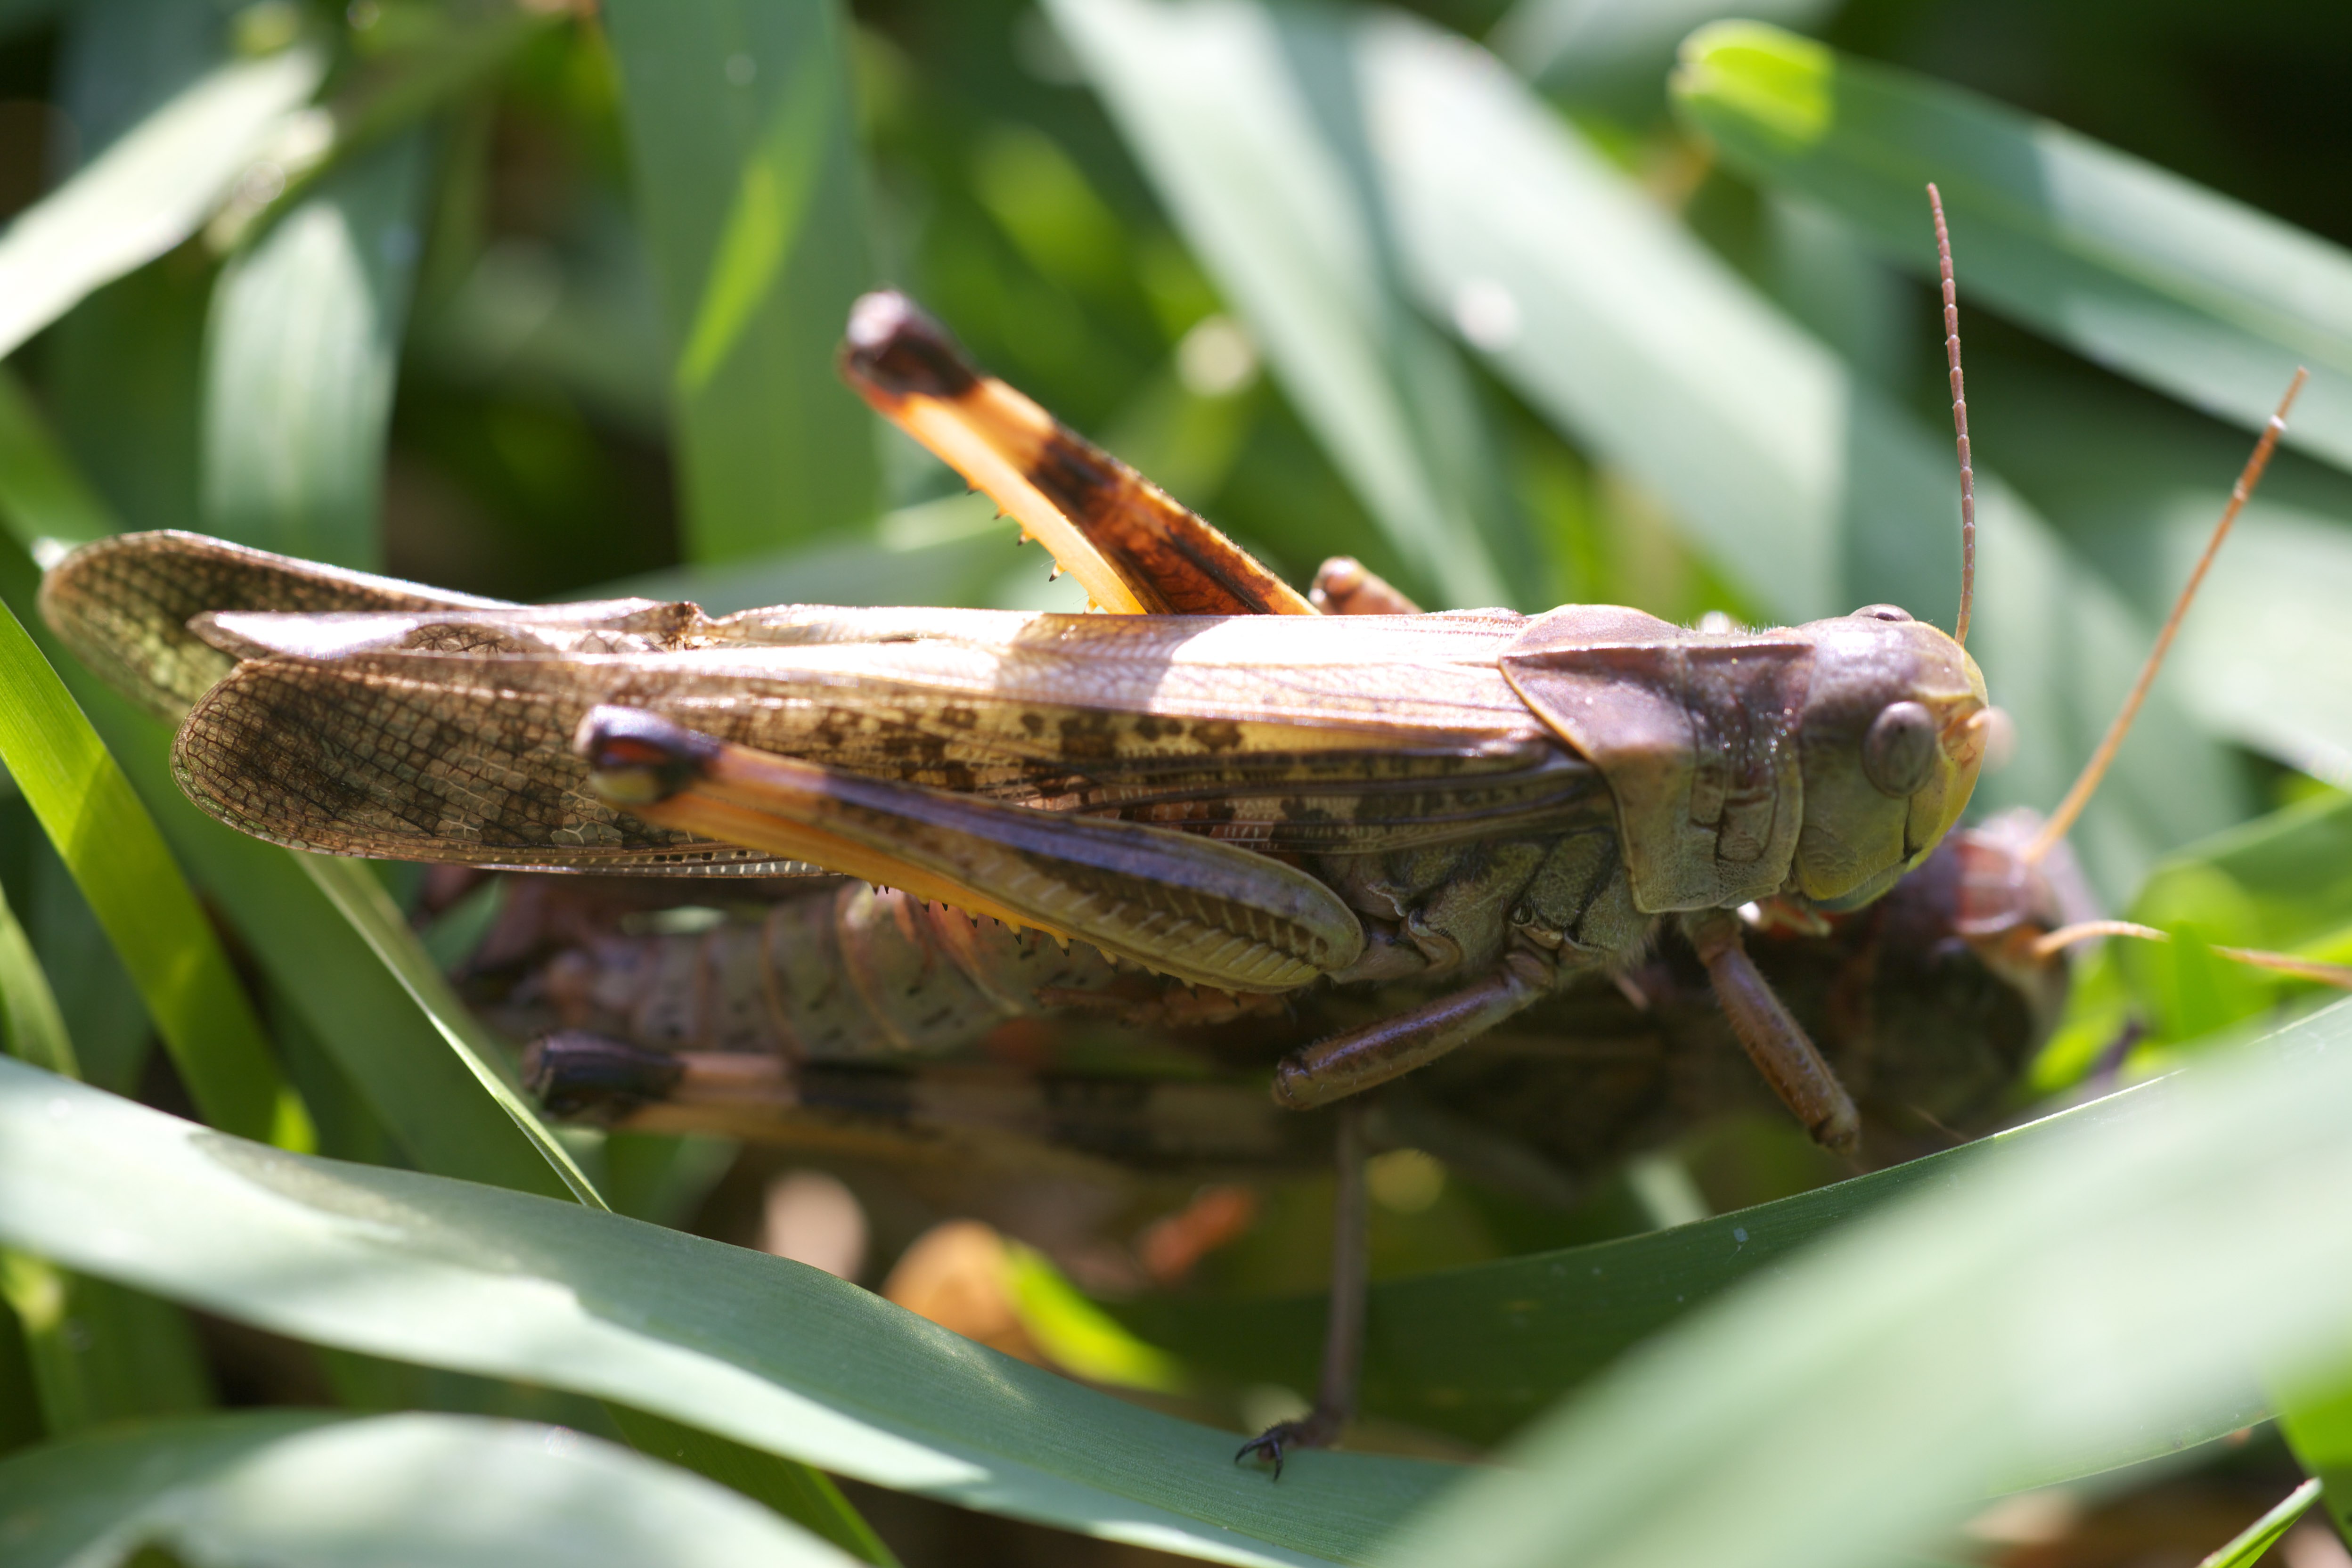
[37,192,2326,1471]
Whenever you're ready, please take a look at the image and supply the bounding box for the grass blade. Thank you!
[1049,0,1522,612]
[2193,1478,2321,1568]
[1670,23,2352,477]
[0,42,324,359]
[0,838,222,1442]
[200,126,433,569]
[296,853,605,1209]
[604,1405,902,1567]
[0,591,292,1143]
[0,1056,1443,1567]
[0,373,112,550]
[24,836,149,1094]
[1369,997,2352,1568]
[0,864,75,1078]
[0,1410,863,1567]
[0,1250,214,1437]
[83,685,579,1200]
[602,0,879,561]
[0,373,585,1200]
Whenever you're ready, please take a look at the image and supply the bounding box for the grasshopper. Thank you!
[36,193,2323,1470]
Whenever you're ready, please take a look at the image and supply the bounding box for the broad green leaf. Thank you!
[603,0,879,561]
[602,1406,901,1568]
[0,1410,863,1568]
[2191,1478,2321,1568]
[0,43,325,360]
[1123,1083,2202,1450]
[0,1056,1446,1568]
[0,592,292,1143]
[1049,0,1524,612]
[1369,998,2352,1568]
[296,853,605,1210]
[201,126,433,569]
[1670,24,2352,478]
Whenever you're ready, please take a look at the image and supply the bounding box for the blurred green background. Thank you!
[4,1,2352,1565]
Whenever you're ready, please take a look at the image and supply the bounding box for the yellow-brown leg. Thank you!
[841,291,1315,618]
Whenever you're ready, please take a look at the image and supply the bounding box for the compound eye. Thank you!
[1854,604,1912,623]
[1862,701,1938,797]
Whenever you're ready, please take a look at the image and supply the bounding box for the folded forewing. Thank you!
[172,609,1602,869]
[39,530,511,720]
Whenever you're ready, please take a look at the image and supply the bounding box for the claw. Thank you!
[1233,1424,1300,1482]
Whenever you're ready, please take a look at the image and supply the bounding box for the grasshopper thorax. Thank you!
[1499,604,1985,917]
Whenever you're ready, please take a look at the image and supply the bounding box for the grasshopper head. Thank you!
[1794,605,1988,910]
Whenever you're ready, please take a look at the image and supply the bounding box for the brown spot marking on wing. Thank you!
[1057,713,1120,761]
[1190,720,1244,752]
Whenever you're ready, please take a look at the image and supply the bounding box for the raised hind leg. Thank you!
[840,291,1313,618]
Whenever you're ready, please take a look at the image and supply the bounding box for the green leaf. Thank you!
[0,43,325,360]
[0,1251,213,1437]
[0,377,583,1200]
[0,592,292,1143]
[602,0,879,561]
[1049,0,1524,612]
[1369,998,2352,1568]
[295,853,605,1210]
[0,864,76,1078]
[1670,22,2352,478]
[2194,1478,2321,1568]
[27,833,155,1095]
[0,1410,866,1568]
[1123,1083,2159,1449]
[1488,0,1834,104]
[82,690,580,1202]
[0,1056,1447,1568]
[0,373,113,552]
[602,1406,902,1568]
[0,823,221,1443]
[200,126,433,569]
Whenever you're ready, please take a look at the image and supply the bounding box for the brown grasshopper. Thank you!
[35,194,2321,1471]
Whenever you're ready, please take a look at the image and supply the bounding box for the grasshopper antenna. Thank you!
[1929,182,1975,647]
[2024,368,2311,865]
[2025,919,2352,989]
